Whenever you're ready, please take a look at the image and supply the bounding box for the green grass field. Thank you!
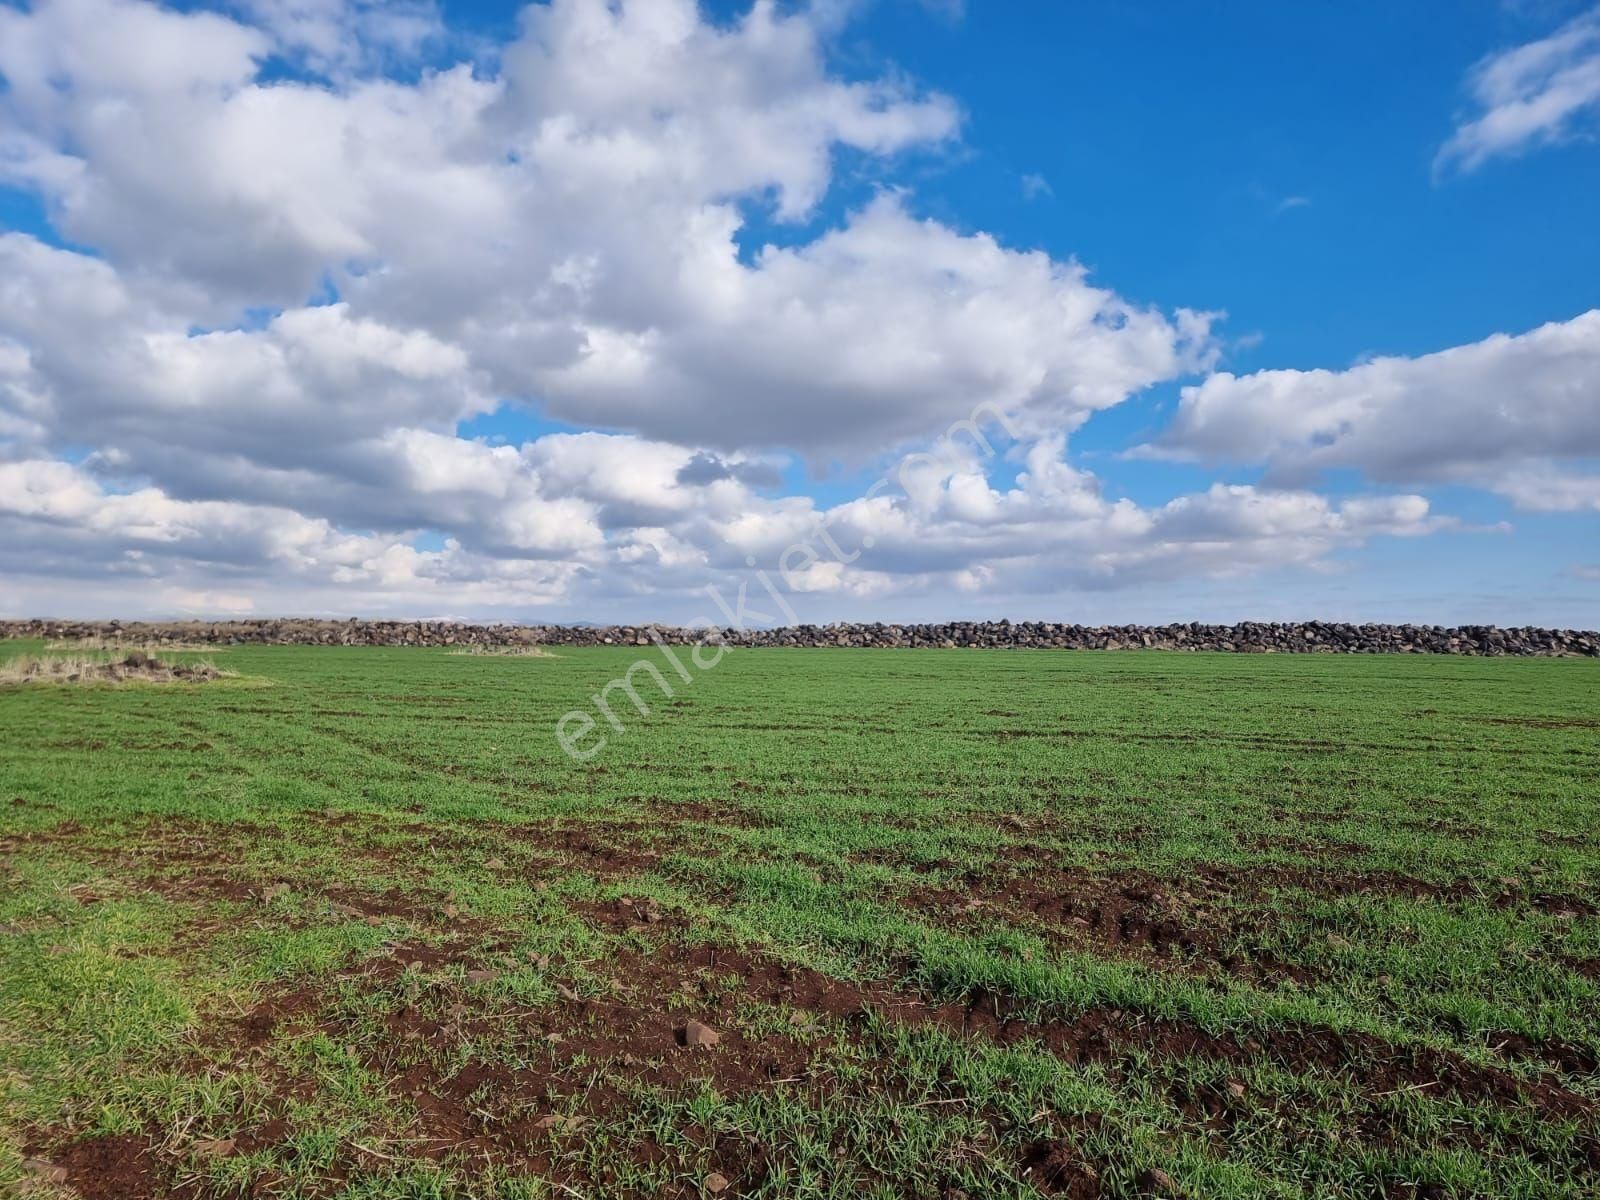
[2,643,1597,1199]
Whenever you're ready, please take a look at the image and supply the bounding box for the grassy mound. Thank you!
[0,649,230,686]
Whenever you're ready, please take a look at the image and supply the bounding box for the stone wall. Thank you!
[2,618,1595,655]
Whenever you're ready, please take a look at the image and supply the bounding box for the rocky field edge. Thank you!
[3,618,1597,656]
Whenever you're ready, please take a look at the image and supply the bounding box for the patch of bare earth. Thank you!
[889,835,1598,990]
[901,861,1314,985]
[22,901,1596,1198]
[182,933,900,1194]
[16,813,1597,1196]
[21,1132,164,1200]
[1475,716,1600,730]
[207,895,1595,1181]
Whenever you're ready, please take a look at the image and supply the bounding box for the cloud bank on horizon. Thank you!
[0,0,1595,625]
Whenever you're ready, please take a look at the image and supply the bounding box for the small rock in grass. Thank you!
[678,1018,721,1047]
[704,1171,730,1194]
[535,1114,585,1132]
[1140,1166,1177,1194]
[193,1136,237,1159]
[22,1158,67,1183]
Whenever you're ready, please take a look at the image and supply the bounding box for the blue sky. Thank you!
[0,0,1596,624]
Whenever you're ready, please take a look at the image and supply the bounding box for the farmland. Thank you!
[1,643,1598,1199]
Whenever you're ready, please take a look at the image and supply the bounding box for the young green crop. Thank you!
[1,643,1596,1197]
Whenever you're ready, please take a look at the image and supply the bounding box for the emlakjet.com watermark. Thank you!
[553,401,1020,762]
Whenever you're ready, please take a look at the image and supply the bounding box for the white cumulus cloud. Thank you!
[0,0,1566,621]
[1153,310,1600,510]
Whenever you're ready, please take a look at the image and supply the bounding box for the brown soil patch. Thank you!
[136,858,458,930]
[540,823,675,876]
[472,807,763,870]
[40,911,1593,1197]
[903,862,1313,983]
[17,809,1596,1194]
[1477,716,1600,730]
[573,893,689,934]
[37,815,477,934]
[1564,955,1600,981]
[929,988,1594,1125]
[1525,892,1598,918]
[216,935,889,1190]
[378,962,827,1172]
[1017,1136,1103,1198]
[1480,1029,1600,1075]
[263,924,1595,1141]
[392,816,675,880]
[23,1132,165,1200]
[896,847,1599,986]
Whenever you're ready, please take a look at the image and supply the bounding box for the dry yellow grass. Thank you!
[45,638,214,652]
[0,651,232,685]
[445,644,561,658]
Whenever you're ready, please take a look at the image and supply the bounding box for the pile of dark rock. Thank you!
[3,618,1596,656]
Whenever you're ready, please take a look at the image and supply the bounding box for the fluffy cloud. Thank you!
[0,234,494,507]
[530,196,1216,451]
[0,459,584,615]
[0,0,1210,458]
[1437,5,1600,174]
[0,445,1449,620]
[0,0,1534,620]
[242,0,445,78]
[1153,311,1600,510]
[781,439,1447,595]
